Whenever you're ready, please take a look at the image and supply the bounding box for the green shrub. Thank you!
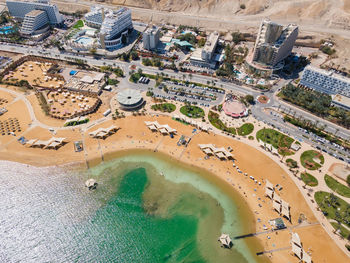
[301,172,318,186]
[180,105,204,118]
[208,111,236,134]
[151,103,176,113]
[300,150,324,170]
[256,128,294,156]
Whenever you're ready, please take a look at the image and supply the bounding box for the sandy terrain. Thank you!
[47,90,99,119]
[329,162,350,182]
[3,61,63,89]
[0,93,348,262]
[0,85,349,262]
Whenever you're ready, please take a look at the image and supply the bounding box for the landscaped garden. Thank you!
[208,111,236,135]
[73,20,84,29]
[301,172,318,186]
[180,105,204,118]
[315,191,350,228]
[256,128,294,155]
[300,150,324,170]
[237,123,254,136]
[324,174,350,198]
[151,103,176,113]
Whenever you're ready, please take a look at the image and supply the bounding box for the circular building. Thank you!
[223,100,248,118]
[117,89,144,110]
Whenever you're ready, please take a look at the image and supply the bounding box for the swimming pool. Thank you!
[74,36,94,45]
[0,26,14,35]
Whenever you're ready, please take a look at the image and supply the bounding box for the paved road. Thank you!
[0,43,349,160]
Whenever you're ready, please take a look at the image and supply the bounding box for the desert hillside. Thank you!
[109,0,350,28]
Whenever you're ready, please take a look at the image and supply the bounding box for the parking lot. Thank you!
[153,80,225,106]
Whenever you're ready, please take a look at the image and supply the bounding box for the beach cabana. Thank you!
[89,126,119,139]
[25,139,38,147]
[292,243,303,260]
[46,141,61,149]
[215,151,227,160]
[265,188,274,199]
[159,127,169,135]
[265,180,274,191]
[281,204,290,220]
[291,232,301,247]
[273,200,281,213]
[273,193,281,204]
[218,234,232,248]
[202,148,213,155]
[302,251,312,263]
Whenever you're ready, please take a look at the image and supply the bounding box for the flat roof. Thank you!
[117,89,142,105]
[332,94,350,107]
[304,65,350,84]
[203,32,219,53]
[26,9,46,17]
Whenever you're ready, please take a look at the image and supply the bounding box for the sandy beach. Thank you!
[0,85,349,262]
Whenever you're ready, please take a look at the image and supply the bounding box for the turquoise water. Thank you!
[0,26,14,35]
[0,152,259,262]
[75,36,94,45]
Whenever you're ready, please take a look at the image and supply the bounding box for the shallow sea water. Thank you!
[0,152,258,263]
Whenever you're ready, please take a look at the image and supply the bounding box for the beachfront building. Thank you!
[20,10,50,35]
[117,89,144,110]
[245,19,298,76]
[6,0,63,25]
[143,25,160,50]
[84,5,133,50]
[190,31,219,69]
[299,66,350,97]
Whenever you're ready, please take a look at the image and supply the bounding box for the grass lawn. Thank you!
[301,172,318,186]
[256,128,294,156]
[73,20,84,29]
[151,103,176,113]
[330,222,350,239]
[325,174,350,198]
[314,191,350,228]
[237,123,254,136]
[300,150,324,170]
[208,111,236,135]
[180,105,204,118]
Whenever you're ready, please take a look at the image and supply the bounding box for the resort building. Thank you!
[63,70,106,95]
[20,10,49,35]
[84,5,133,50]
[245,19,298,76]
[6,0,63,25]
[84,5,104,28]
[117,89,144,110]
[143,25,160,50]
[190,31,219,69]
[299,66,350,98]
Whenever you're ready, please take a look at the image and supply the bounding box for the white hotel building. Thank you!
[84,6,133,50]
[6,0,63,25]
